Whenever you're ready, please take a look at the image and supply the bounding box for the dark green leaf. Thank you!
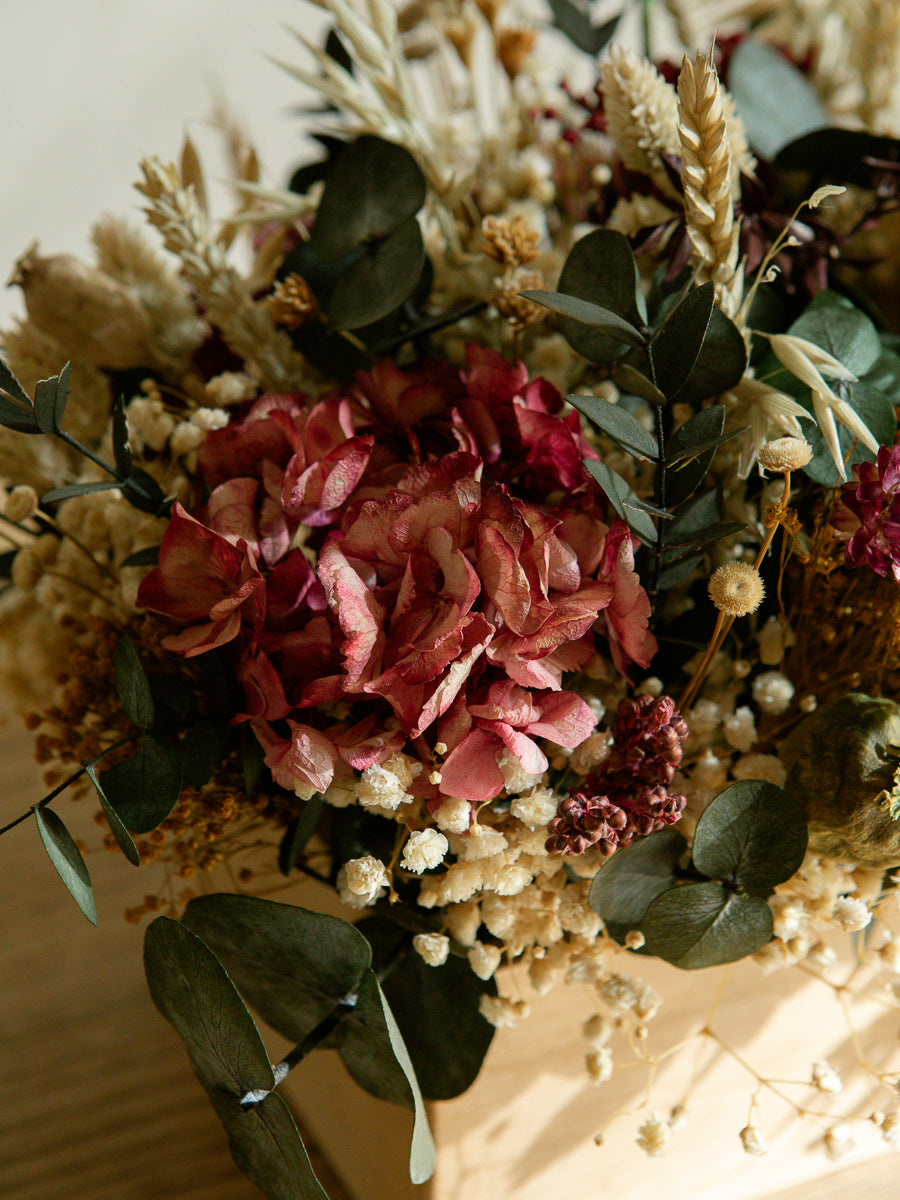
[181,895,373,1045]
[0,355,31,404]
[330,966,417,1108]
[862,347,900,396]
[546,0,620,54]
[327,216,425,330]
[278,795,326,875]
[357,916,496,1100]
[776,128,900,189]
[668,486,720,536]
[675,306,747,404]
[728,38,830,160]
[691,780,808,896]
[656,552,704,587]
[664,424,747,468]
[641,882,774,969]
[243,727,267,796]
[180,720,233,788]
[85,764,140,866]
[611,361,666,406]
[33,363,71,435]
[147,672,193,724]
[42,480,122,504]
[123,467,169,516]
[34,805,96,924]
[585,460,657,544]
[98,735,182,833]
[661,520,746,550]
[120,545,160,567]
[789,290,881,378]
[112,397,133,474]
[661,406,726,508]
[522,290,644,347]
[552,229,647,361]
[588,826,686,944]
[0,393,40,433]
[567,393,658,460]
[114,636,155,732]
[312,136,426,261]
[649,282,714,400]
[144,917,329,1200]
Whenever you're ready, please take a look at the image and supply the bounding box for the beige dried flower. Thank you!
[412,932,450,966]
[676,51,741,314]
[401,829,449,873]
[494,269,545,330]
[739,1124,768,1156]
[482,214,540,267]
[757,436,813,473]
[7,240,160,370]
[708,562,764,616]
[266,273,320,328]
[811,1059,843,1095]
[496,27,535,81]
[3,485,39,524]
[636,1111,670,1157]
[600,46,680,194]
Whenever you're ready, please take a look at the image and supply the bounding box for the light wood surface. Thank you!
[5,717,900,1200]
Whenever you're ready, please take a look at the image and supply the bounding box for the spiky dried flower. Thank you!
[757,437,813,473]
[676,50,741,315]
[266,273,320,328]
[482,214,541,267]
[708,562,764,616]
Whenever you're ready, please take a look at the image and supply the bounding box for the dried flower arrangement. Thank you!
[6,0,900,1192]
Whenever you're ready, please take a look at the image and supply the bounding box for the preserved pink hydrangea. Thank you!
[831,444,900,581]
[138,349,658,800]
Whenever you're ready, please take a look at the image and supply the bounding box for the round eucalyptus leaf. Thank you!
[588,826,686,944]
[692,780,808,896]
[788,290,881,377]
[34,805,97,925]
[674,305,747,405]
[556,229,646,362]
[641,882,774,969]
[182,894,372,1043]
[312,135,426,261]
[98,734,183,833]
[727,38,829,160]
[326,217,425,330]
[356,915,496,1100]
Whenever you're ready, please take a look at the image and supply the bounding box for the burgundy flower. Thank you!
[832,444,900,581]
[137,502,265,656]
[546,695,688,855]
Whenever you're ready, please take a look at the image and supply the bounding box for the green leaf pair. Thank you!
[589,781,808,969]
[145,896,439,1198]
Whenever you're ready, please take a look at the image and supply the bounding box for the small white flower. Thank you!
[812,1059,843,1095]
[343,855,388,898]
[510,787,559,830]
[401,829,448,873]
[586,1047,614,1085]
[412,932,450,967]
[435,796,472,834]
[832,895,871,932]
[752,670,795,715]
[478,995,529,1028]
[823,1122,855,1160]
[740,1124,768,1156]
[636,1111,670,1157]
[468,940,502,980]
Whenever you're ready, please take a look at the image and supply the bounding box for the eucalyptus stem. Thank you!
[55,429,121,481]
[239,992,358,1107]
[0,731,139,838]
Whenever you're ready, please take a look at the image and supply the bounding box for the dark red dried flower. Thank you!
[546,695,688,855]
[831,444,900,581]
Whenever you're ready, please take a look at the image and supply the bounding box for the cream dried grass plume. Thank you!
[135,157,309,393]
[855,0,900,133]
[89,214,204,368]
[676,50,741,316]
[599,45,680,196]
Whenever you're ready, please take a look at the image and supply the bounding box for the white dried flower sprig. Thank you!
[726,374,811,477]
[676,50,741,316]
[135,158,309,393]
[765,332,879,479]
[599,46,681,195]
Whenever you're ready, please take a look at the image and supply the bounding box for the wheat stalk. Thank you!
[135,158,310,393]
[676,51,741,316]
[600,45,681,196]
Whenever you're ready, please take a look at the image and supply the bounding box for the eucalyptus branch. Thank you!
[0,731,140,838]
[239,992,358,1107]
[54,429,121,480]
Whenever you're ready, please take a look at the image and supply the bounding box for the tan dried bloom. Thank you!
[494,269,545,330]
[757,436,813,473]
[831,895,871,932]
[636,1111,670,1157]
[824,1122,855,1160]
[482,214,540,267]
[600,45,680,193]
[811,1059,843,1095]
[344,854,389,896]
[3,485,39,524]
[586,1047,614,1085]
[676,51,741,314]
[496,27,535,81]
[468,940,502,980]
[266,273,320,328]
[708,562,764,616]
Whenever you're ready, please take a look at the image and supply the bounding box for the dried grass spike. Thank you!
[600,46,680,196]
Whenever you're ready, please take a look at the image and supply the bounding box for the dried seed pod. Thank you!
[7,240,160,369]
[780,692,900,866]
